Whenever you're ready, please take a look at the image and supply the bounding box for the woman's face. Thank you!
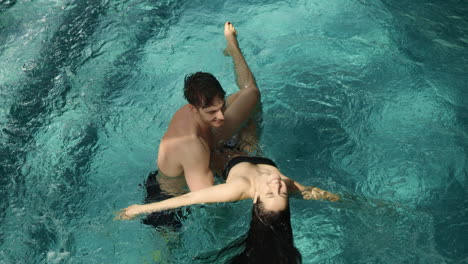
[255,169,288,212]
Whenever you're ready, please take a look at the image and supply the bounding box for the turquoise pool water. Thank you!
[1,0,467,263]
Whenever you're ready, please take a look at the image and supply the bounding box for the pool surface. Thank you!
[1,0,467,263]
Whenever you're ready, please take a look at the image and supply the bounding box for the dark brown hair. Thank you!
[184,72,226,108]
[195,199,302,264]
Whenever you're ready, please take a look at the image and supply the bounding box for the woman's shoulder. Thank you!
[226,173,251,186]
[225,173,254,198]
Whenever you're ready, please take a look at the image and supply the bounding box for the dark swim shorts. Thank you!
[222,156,278,181]
[142,171,187,229]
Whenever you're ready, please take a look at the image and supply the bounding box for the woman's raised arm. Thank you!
[116,179,250,220]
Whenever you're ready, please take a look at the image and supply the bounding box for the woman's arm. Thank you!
[300,186,340,202]
[280,174,340,202]
[116,180,249,220]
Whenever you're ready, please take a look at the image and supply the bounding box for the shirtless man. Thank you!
[154,22,260,196]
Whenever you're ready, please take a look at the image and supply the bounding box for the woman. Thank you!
[118,156,339,263]
[118,156,339,219]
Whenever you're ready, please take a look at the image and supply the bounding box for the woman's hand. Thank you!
[301,186,340,202]
[115,204,143,220]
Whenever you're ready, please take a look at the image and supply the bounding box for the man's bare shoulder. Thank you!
[158,130,208,177]
[167,105,195,131]
[166,134,208,152]
[161,106,196,141]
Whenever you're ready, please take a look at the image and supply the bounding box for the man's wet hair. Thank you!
[184,72,226,109]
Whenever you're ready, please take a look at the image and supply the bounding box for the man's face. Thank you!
[198,97,225,128]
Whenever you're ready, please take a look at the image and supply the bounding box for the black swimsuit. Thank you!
[142,171,187,229]
[222,156,278,180]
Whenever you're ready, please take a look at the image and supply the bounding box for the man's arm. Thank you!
[180,137,215,191]
[116,180,248,219]
[217,22,260,141]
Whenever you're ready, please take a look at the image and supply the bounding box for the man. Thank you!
[155,22,260,194]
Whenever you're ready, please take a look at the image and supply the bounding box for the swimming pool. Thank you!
[1,0,467,263]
